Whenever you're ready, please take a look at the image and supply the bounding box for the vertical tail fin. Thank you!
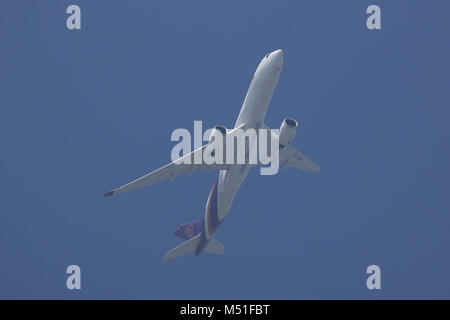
[174,221,202,240]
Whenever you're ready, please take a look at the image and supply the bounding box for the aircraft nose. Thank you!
[273,49,283,57]
[271,49,283,68]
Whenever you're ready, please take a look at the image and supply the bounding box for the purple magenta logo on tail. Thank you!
[174,221,202,240]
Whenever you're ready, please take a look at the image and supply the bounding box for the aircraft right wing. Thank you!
[104,145,232,197]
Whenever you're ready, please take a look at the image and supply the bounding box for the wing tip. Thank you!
[161,252,172,263]
[103,190,114,197]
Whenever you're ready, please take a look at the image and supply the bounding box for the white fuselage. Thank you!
[203,50,283,240]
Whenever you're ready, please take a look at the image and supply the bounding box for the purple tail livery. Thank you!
[174,221,202,240]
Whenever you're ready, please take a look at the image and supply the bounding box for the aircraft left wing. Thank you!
[262,124,320,174]
[279,144,320,173]
[104,145,231,196]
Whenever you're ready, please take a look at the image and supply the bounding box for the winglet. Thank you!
[103,190,114,197]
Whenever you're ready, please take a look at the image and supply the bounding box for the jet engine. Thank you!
[278,118,298,147]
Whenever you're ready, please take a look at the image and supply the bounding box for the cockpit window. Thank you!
[265,53,270,58]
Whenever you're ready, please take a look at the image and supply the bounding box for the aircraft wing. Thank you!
[104,145,231,196]
[279,144,320,173]
[263,124,320,174]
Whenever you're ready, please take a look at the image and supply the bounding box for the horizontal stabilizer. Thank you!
[204,237,225,255]
[162,234,201,263]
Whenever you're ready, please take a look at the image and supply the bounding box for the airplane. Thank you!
[104,49,320,262]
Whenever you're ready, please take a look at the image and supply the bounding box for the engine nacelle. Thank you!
[209,125,227,143]
[278,118,298,147]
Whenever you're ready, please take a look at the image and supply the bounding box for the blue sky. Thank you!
[1,0,449,299]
